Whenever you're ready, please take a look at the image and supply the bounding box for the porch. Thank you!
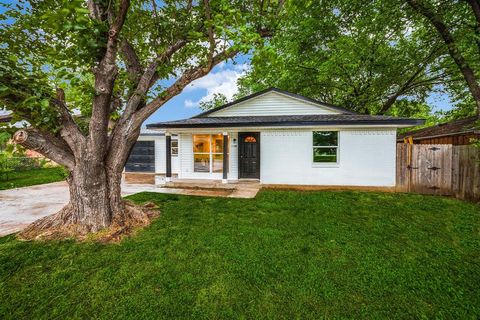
[162,178,261,198]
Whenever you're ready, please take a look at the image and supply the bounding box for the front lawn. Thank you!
[0,167,66,190]
[0,190,479,319]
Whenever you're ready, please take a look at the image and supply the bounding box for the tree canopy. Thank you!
[233,0,480,120]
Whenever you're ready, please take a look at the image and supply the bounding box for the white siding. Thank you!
[178,133,193,179]
[208,91,339,117]
[260,129,396,186]
[229,132,239,180]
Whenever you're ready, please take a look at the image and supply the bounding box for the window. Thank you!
[313,131,338,163]
[171,140,178,157]
[193,134,227,173]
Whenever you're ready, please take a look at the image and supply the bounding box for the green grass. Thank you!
[0,167,66,190]
[1,190,479,319]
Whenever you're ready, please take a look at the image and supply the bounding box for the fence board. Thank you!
[397,143,480,202]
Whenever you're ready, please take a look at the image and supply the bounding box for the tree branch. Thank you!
[134,48,239,126]
[89,0,131,157]
[407,0,480,117]
[104,0,131,65]
[13,129,75,170]
[378,46,442,114]
[120,39,188,120]
[203,0,216,69]
[466,0,480,55]
[52,88,86,156]
[120,39,143,85]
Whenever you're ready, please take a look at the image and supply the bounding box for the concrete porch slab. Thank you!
[162,179,261,198]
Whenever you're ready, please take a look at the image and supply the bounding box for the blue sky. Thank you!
[145,56,250,126]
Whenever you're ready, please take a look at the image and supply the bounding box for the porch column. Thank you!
[222,132,228,183]
[165,132,172,182]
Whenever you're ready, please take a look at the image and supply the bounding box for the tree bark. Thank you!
[67,160,113,231]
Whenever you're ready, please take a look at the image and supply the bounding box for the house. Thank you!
[397,116,480,145]
[125,88,422,187]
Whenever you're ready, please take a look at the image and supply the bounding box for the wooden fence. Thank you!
[396,144,480,202]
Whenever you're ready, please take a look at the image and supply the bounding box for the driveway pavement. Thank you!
[0,181,260,236]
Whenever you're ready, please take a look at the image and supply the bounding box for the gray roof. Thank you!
[140,128,165,136]
[147,114,424,129]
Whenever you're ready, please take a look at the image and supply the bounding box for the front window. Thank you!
[171,140,178,157]
[193,134,226,173]
[313,131,338,163]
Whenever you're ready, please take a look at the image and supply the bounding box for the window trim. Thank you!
[193,134,227,173]
[171,140,179,157]
[312,131,340,166]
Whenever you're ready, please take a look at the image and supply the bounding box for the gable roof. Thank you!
[147,114,424,129]
[397,116,480,141]
[194,88,358,118]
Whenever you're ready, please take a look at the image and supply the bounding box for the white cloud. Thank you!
[184,99,195,108]
[183,63,249,108]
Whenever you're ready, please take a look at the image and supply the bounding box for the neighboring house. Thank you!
[0,114,12,123]
[127,88,422,187]
[398,116,480,145]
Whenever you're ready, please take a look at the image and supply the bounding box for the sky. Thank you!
[144,56,250,126]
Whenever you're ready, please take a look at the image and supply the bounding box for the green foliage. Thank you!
[234,0,477,118]
[199,92,229,111]
[0,131,10,150]
[0,0,277,133]
[0,190,479,318]
[0,152,14,181]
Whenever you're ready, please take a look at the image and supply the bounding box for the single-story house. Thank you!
[125,88,422,187]
[397,116,480,145]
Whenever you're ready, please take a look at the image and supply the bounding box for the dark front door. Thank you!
[239,132,260,179]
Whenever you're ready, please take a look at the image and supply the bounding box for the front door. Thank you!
[239,132,260,179]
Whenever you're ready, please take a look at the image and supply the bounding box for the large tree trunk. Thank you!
[67,161,114,232]
[19,157,157,241]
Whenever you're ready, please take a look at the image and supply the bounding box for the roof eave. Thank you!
[397,129,479,141]
[147,119,424,129]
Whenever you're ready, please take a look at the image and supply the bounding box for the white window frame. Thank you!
[312,131,339,166]
[171,140,179,157]
[193,134,225,173]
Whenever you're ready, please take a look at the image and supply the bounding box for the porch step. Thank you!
[164,180,237,191]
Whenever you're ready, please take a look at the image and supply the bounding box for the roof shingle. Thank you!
[147,114,424,129]
[397,116,479,140]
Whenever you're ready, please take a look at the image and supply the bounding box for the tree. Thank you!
[0,0,282,240]
[199,92,229,110]
[406,0,480,118]
[235,0,452,116]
